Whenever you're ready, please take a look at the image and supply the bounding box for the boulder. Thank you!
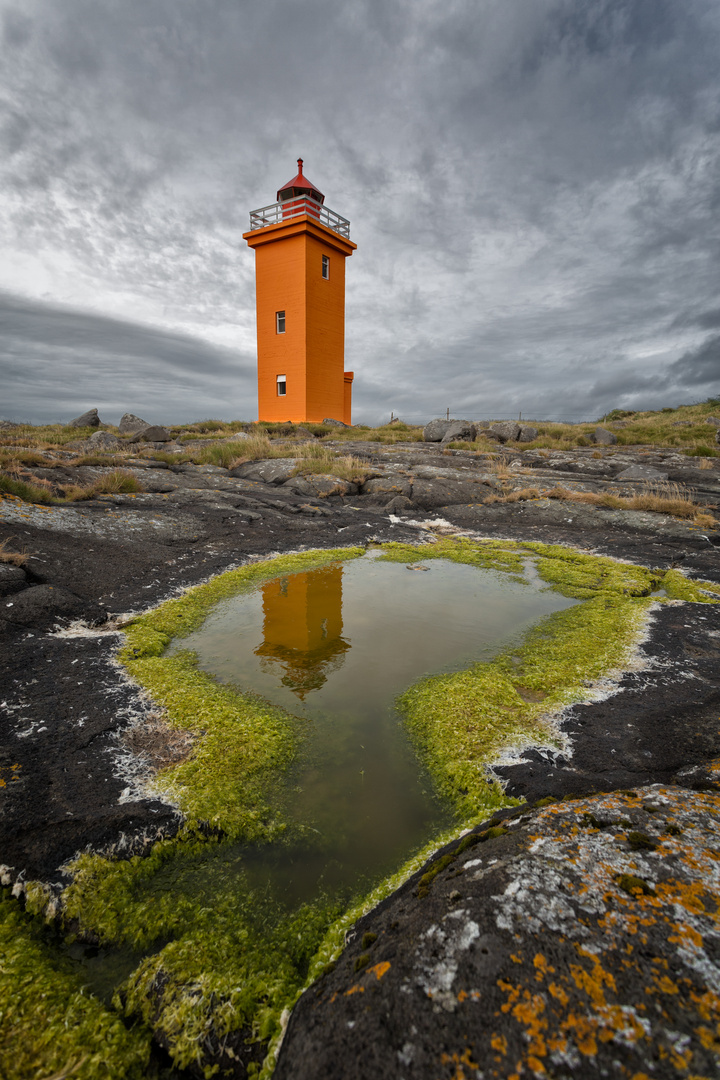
[286,475,358,497]
[0,563,27,598]
[2,584,106,629]
[616,465,668,482]
[118,412,149,434]
[517,425,538,443]
[0,420,20,430]
[716,429,720,446]
[68,408,100,428]
[488,421,521,443]
[86,430,122,450]
[672,421,693,427]
[362,476,413,498]
[705,415,720,427]
[293,427,315,440]
[423,419,454,442]
[127,425,173,444]
[322,418,351,428]
[230,459,299,485]
[441,420,476,444]
[592,427,618,446]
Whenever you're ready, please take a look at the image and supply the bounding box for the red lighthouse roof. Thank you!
[277,158,325,204]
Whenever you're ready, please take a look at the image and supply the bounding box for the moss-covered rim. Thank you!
[6,539,720,1080]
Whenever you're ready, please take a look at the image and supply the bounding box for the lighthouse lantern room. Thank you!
[244,160,356,424]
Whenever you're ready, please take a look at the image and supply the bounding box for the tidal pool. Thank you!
[171,554,575,904]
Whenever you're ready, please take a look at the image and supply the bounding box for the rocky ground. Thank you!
[1,425,720,1077]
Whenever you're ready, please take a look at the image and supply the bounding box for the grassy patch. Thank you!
[61,470,145,501]
[0,472,55,503]
[0,892,151,1080]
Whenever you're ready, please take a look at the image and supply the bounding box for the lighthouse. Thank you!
[243,160,357,424]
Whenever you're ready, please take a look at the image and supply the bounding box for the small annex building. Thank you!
[243,160,356,424]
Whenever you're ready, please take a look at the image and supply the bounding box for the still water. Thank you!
[173,554,575,903]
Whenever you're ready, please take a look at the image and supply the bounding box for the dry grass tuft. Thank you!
[542,483,715,525]
[122,713,196,771]
[484,487,542,504]
[0,538,30,566]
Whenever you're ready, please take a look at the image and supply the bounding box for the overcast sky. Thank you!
[1,0,719,426]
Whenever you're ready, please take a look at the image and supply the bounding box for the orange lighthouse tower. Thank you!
[243,160,357,424]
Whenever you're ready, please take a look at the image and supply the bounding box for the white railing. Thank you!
[249,197,351,238]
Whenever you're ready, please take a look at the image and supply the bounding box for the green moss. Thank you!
[627,831,657,851]
[0,892,151,1080]
[417,854,455,897]
[376,536,525,578]
[616,874,657,898]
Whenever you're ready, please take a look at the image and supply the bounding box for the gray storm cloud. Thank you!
[1,0,719,424]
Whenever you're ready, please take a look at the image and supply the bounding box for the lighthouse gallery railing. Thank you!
[248,197,351,239]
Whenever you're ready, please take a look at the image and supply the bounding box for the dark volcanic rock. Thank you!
[68,408,100,428]
[2,584,107,629]
[411,477,489,509]
[277,786,720,1080]
[0,563,27,597]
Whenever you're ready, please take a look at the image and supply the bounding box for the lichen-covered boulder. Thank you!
[118,412,148,434]
[127,425,173,443]
[231,459,299,484]
[593,427,618,445]
[423,419,454,442]
[68,408,100,428]
[276,785,720,1080]
[488,421,521,443]
[441,420,476,443]
[86,430,121,450]
[517,424,538,442]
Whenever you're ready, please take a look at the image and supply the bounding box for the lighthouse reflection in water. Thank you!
[254,566,349,699]
[175,555,574,901]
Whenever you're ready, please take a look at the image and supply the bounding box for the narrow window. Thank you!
[277,375,287,397]
[321,255,330,280]
[276,310,286,334]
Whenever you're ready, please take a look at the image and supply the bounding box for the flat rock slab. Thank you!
[277,784,720,1080]
[0,494,205,543]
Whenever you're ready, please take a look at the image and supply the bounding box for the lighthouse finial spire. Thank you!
[297,158,303,174]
